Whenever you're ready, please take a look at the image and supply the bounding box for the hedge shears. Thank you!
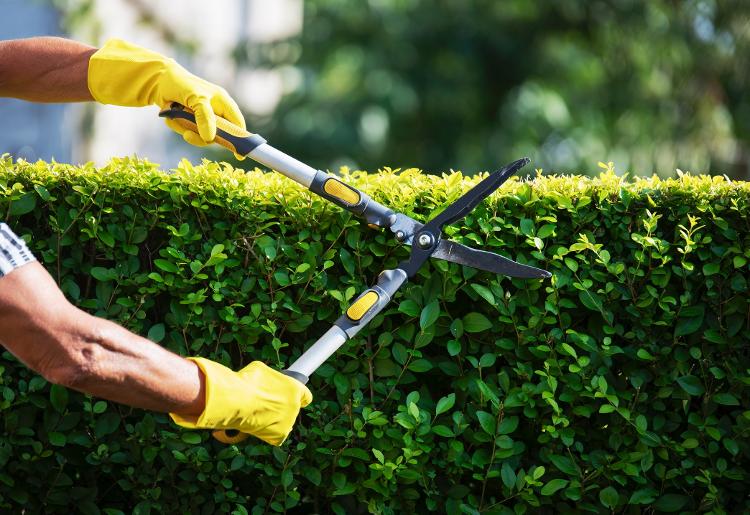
[160,103,551,443]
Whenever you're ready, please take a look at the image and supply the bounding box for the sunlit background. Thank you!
[2,0,749,178]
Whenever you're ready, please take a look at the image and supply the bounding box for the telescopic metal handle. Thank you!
[285,268,408,382]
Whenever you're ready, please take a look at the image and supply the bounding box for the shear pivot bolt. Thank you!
[417,233,434,249]
[396,230,406,241]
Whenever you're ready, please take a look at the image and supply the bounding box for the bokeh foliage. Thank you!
[0,155,749,513]
[43,0,750,177]
[239,0,750,178]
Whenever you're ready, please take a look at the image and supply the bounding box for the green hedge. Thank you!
[1,155,749,514]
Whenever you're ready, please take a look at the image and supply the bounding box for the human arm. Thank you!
[0,36,246,150]
[0,224,311,444]
[0,37,95,102]
[0,261,207,415]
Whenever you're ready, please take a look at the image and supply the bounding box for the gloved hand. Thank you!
[170,358,312,446]
[87,38,246,156]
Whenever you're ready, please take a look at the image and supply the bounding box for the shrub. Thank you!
[0,155,749,514]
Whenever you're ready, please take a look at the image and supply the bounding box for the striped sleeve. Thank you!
[0,223,37,279]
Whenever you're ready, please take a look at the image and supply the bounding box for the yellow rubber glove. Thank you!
[88,38,246,156]
[170,358,312,446]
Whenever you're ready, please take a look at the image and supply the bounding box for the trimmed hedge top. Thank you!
[1,155,749,514]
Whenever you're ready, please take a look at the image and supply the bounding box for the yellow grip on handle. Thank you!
[323,179,361,205]
[346,291,380,321]
[212,429,250,444]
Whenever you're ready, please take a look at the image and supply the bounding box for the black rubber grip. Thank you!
[159,107,267,156]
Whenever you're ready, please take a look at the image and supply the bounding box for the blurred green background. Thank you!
[4,0,750,178]
[247,0,750,178]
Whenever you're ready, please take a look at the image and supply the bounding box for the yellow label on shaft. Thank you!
[324,179,360,205]
[347,291,379,321]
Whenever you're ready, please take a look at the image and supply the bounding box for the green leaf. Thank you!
[34,184,51,201]
[635,415,647,433]
[636,348,656,360]
[436,394,456,416]
[479,353,496,367]
[99,231,115,247]
[392,342,408,365]
[154,259,179,273]
[599,486,619,509]
[653,494,690,512]
[372,449,385,464]
[450,319,464,338]
[398,300,420,318]
[520,218,534,237]
[147,324,165,343]
[640,431,662,447]
[95,413,121,438]
[549,455,577,476]
[628,488,657,505]
[578,290,603,312]
[560,343,577,358]
[675,305,705,336]
[470,284,495,306]
[9,192,36,215]
[408,359,433,372]
[476,411,496,435]
[432,425,454,437]
[723,438,739,455]
[463,312,492,333]
[342,448,370,461]
[50,384,68,413]
[48,432,66,447]
[501,463,516,489]
[541,479,569,496]
[408,402,420,421]
[273,271,290,286]
[90,267,116,282]
[702,262,720,276]
[676,375,705,396]
[476,379,501,409]
[181,433,202,445]
[682,438,699,449]
[332,483,357,496]
[713,393,739,406]
[419,300,440,330]
[497,416,519,435]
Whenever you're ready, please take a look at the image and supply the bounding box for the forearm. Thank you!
[0,37,95,102]
[57,311,207,414]
[0,262,205,415]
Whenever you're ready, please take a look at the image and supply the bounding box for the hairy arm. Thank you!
[0,262,205,415]
[0,37,95,102]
